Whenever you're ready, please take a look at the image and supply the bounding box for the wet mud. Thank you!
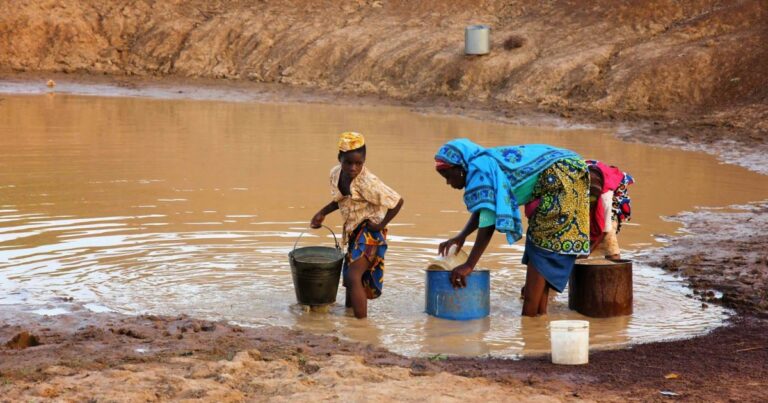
[647,202,768,316]
[0,308,566,402]
[1,306,766,402]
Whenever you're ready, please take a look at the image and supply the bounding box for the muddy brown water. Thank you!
[1,84,766,357]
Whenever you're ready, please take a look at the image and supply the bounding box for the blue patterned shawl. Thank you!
[435,138,579,243]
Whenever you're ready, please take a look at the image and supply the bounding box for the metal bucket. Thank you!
[465,24,490,55]
[425,270,490,320]
[288,226,344,306]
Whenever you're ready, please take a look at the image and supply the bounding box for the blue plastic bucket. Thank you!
[425,270,490,320]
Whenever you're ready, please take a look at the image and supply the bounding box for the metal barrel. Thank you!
[465,24,490,55]
[425,270,490,320]
[568,259,633,317]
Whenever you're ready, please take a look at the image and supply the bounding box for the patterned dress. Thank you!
[330,165,401,299]
[526,158,591,256]
[435,139,590,292]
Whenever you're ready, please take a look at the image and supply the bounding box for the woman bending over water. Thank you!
[435,138,589,317]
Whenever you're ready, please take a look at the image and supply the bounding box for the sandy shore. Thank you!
[1,305,766,401]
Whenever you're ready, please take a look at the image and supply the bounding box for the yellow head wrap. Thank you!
[337,131,365,152]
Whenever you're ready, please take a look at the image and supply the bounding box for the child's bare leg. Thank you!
[344,257,371,319]
[522,264,548,317]
[606,253,621,260]
[345,287,352,308]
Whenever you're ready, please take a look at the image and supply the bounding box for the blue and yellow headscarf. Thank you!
[435,138,579,243]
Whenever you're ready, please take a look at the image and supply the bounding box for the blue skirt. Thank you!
[521,237,577,292]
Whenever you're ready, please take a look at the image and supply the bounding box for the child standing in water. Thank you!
[587,160,634,259]
[310,132,404,319]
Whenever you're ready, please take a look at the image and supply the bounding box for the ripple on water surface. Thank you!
[0,214,729,356]
[1,92,761,357]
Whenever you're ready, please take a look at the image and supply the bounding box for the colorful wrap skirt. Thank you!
[523,157,590,292]
[343,223,387,299]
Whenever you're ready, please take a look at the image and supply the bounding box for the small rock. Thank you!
[46,79,56,88]
[35,384,61,398]
[409,360,438,376]
[280,67,294,77]
[178,389,207,399]
[5,331,41,349]
[301,361,321,374]
[215,373,235,384]
[525,374,540,385]
[116,328,147,339]
[247,349,262,361]
[43,365,77,376]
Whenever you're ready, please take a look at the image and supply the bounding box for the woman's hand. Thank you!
[449,263,474,289]
[438,235,466,256]
[310,212,325,229]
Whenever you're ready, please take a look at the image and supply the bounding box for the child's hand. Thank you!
[310,212,325,228]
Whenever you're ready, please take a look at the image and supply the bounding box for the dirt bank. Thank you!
[0,309,585,402]
[2,0,766,151]
[1,306,766,402]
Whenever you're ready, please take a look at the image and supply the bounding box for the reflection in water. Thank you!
[0,91,765,357]
[422,316,492,356]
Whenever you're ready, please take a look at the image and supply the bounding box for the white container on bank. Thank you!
[465,25,490,55]
[550,320,590,365]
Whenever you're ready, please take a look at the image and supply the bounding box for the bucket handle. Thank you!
[292,225,341,253]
